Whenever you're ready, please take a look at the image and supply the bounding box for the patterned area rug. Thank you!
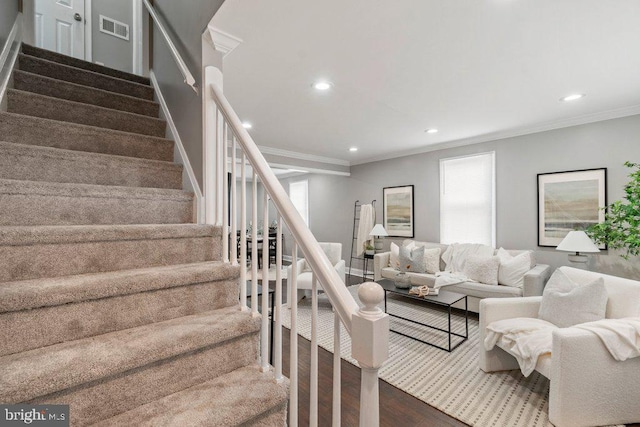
[281,285,553,427]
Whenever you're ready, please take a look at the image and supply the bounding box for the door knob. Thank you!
[74,13,82,22]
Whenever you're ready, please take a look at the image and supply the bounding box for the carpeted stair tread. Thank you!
[22,43,151,85]
[7,89,166,137]
[0,261,239,314]
[0,112,174,161]
[0,224,220,282]
[0,223,218,246]
[18,54,154,100]
[0,179,194,226]
[0,141,182,189]
[13,70,159,117]
[93,365,289,427]
[0,262,242,357]
[0,307,259,404]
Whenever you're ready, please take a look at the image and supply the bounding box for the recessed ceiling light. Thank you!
[425,128,438,134]
[242,122,252,129]
[349,147,358,152]
[288,169,307,173]
[560,94,586,102]
[313,81,332,91]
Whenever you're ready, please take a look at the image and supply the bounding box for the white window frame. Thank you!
[439,151,496,247]
[289,179,309,226]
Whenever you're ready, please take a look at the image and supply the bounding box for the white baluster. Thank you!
[222,123,229,263]
[310,275,318,427]
[230,136,238,266]
[352,282,390,427]
[251,169,258,315]
[333,311,341,427]
[274,214,283,382]
[239,151,247,310]
[261,189,269,371]
[289,242,299,426]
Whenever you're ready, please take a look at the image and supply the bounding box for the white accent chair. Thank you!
[479,266,640,427]
[287,242,346,303]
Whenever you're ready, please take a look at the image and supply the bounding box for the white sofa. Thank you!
[373,240,551,313]
[286,242,345,302]
[479,266,640,427]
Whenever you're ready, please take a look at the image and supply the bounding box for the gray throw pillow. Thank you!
[538,269,608,328]
[399,245,426,273]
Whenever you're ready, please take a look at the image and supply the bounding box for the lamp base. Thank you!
[374,238,384,253]
[568,254,588,263]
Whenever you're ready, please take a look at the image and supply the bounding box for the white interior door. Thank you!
[34,0,85,59]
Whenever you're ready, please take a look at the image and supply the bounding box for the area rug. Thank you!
[281,285,553,427]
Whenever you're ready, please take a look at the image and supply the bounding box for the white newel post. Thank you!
[203,66,223,225]
[351,282,389,427]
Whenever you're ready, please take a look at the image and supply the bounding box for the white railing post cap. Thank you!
[352,282,389,369]
[357,282,384,320]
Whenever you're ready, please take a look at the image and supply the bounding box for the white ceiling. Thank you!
[212,0,640,166]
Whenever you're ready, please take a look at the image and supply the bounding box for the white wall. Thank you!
[279,114,640,279]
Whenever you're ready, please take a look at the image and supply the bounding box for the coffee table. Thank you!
[378,279,468,352]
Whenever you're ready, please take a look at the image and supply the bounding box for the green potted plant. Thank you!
[588,161,640,259]
[364,243,375,256]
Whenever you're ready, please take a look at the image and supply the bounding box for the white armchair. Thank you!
[479,266,640,427]
[286,242,346,303]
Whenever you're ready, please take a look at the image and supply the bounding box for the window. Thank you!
[440,152,495,246]
[289,180,309,226]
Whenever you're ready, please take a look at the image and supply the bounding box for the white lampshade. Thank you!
[557,230,600,264]
[556,231,600,253]
[369,224,388,237]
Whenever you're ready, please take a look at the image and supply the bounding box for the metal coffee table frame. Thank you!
[378,279,468,352]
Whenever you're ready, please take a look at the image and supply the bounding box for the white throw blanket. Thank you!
[484,318,558,376]
[434,271,468,289]
[356,204,375,256]
[441,243,494,273]
[574,317,640,361]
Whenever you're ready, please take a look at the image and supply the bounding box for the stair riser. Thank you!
[8,90,166,137]
[0,113,174,161]
[31,334,258,426]
[0,279,239,356]
[0,237,219,282]
[0,192,193,226]
[14,71,160,117]
[0,143,182,189]
[19,54,155,100]
[22,44,151,85]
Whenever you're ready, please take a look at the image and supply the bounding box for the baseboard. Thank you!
[149,70,204,223]
[0,14,23,111]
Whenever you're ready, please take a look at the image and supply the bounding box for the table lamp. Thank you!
[556,230,600,263]
[369,224,388,253]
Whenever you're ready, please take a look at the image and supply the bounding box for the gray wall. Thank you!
[0,0,19,47]
[278,115,640,279]
[91,0,133,73]
[152,0,224,188]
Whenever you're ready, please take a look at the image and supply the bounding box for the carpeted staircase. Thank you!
[0,44,288,426]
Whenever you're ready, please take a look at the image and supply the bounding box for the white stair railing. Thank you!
[210,83,390,426]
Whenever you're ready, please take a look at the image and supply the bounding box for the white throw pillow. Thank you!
[399,245,426,273]
[423,247,441,274]
[538,269,608,328]
[463,255,500,286]
[497,248,533,288]
[389,241,415,269]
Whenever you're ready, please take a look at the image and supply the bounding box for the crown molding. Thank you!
[205,25,243,57]
[258,145,351,167]
[352,104,640,165]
